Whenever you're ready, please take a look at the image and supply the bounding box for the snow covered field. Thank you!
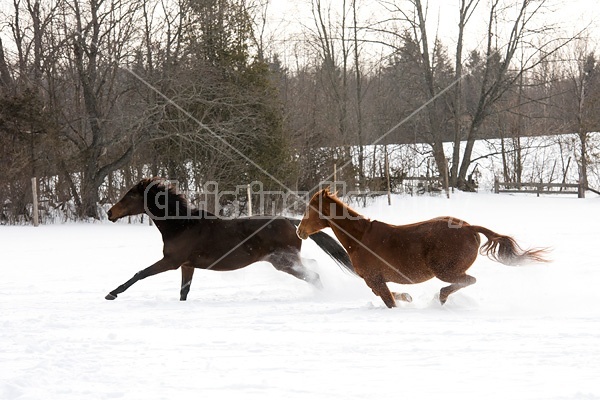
[2,192,599,400]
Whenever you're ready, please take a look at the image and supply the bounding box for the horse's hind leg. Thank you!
[180,263,195,301]
[267,251,323,289]
[300,257,325,289]
[438,274,476,305]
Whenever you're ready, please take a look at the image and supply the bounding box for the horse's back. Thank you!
[238,216,300,246]
[183,217,301,270]
[356,217,480,283]
[392,216,480,253]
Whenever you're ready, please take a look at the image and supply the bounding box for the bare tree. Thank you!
[456,0,571,189]
[450,0,480,187]
[375,0,453,191]
[311,0,351,142]
[66,0,141,218]
[0,0,65,221]
[352,0,366,191]
[370,0,578,191]
[558,40,600,192]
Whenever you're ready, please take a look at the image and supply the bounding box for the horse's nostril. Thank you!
[107,210,112,219]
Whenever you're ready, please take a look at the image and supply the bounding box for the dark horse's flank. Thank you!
[297,189,549,308]
[105,178,354,301]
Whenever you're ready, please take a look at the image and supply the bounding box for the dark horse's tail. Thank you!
[287,218,356,275]
[470,226,549,266]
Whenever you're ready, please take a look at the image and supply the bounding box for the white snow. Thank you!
[1,192,599,399]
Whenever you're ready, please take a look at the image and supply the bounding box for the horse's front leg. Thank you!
[364,276,397,308]
[180,263,195,301]
[105,257,179,300]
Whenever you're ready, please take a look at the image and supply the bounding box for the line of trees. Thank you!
[0,0,599,223]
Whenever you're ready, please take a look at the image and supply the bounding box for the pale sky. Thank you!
[263,0,600,67]
[1,0,598,67]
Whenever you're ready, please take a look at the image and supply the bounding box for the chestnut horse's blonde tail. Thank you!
[470,226,550,266]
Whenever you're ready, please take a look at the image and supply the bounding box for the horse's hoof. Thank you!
[393,292,413,303]
[105,293,117,300]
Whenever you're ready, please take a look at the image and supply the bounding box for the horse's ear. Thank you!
[323,186,338,197]
[137,177,156,193]
[137,178,149,190]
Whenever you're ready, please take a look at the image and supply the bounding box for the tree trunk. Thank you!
[81,177,101,219]
[353,0,365,191]
[457,135,475,189]
[579,132,588,188]
[451,0,478,187]
[0,38,13,88]
[514,136,522,184]
[432,140,447,187]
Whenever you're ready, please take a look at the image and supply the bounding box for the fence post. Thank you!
[494,177,499,194]
[385,146,391,206]
[333,162,337,193]
[31,177,39,227]
[247,184,253,216]
[444,159,450,199]
[578,180,585,199]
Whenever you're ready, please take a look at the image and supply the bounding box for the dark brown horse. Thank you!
[105,178,354,301]
[296,189,548,308]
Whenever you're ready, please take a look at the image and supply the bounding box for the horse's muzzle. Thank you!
[107,207,119,222]
[296,228,309,240]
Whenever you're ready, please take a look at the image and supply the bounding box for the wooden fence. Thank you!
[494,178,587,198]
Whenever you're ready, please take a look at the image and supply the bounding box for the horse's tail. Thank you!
[287,218,356,275]
[470,225,550,266]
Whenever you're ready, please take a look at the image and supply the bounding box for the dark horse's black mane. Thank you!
[143,177,215,218]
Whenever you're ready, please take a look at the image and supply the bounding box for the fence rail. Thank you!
[494,178,586,198]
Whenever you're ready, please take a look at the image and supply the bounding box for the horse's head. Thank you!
[296,188,334,239]
[107,178,159,222]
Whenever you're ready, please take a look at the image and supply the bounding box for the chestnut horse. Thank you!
[296,189,548,308]
[105,178,354,301]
